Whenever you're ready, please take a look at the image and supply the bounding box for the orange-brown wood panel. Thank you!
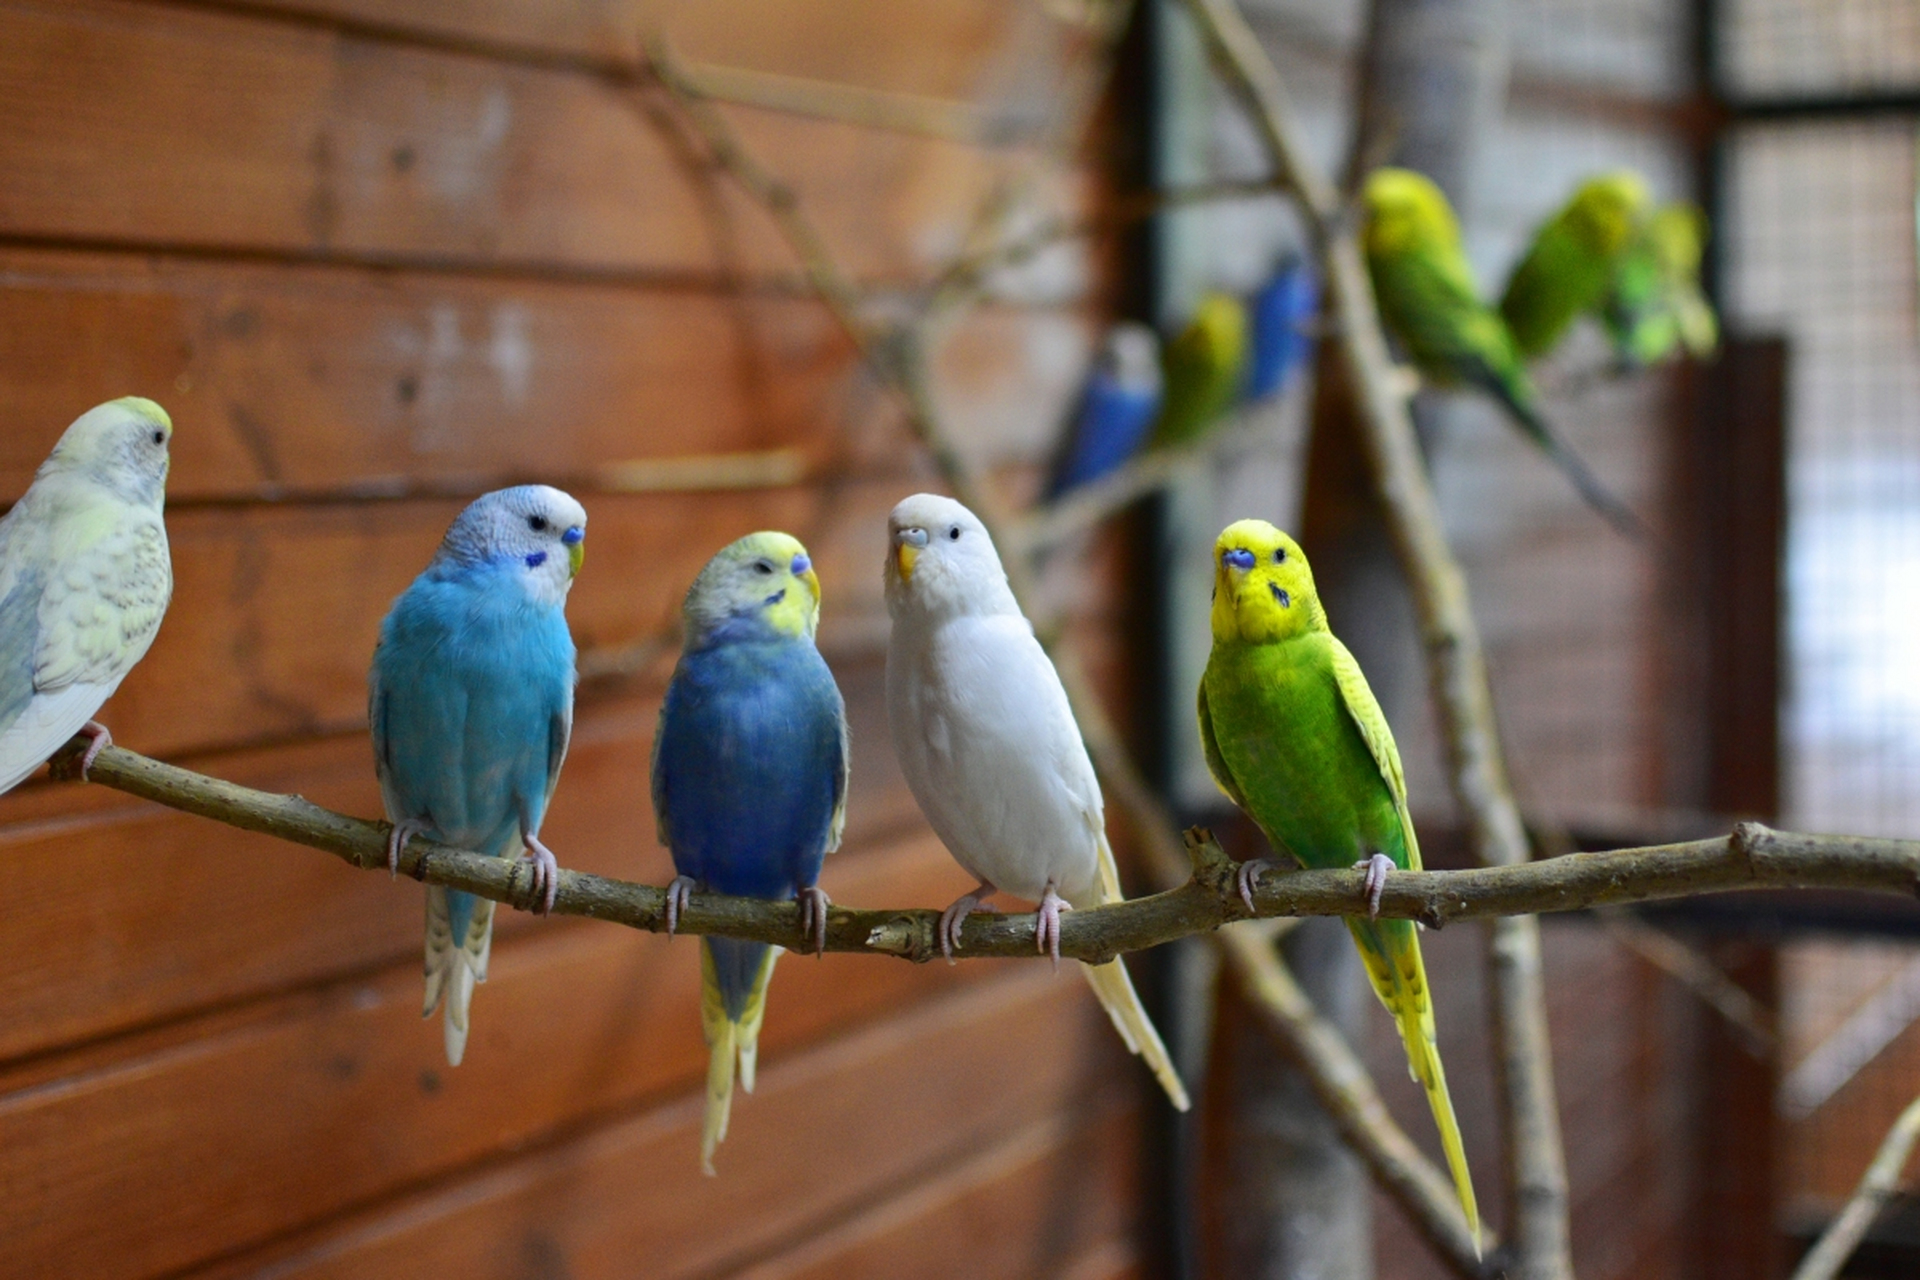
[0,653,946,1068]
[183,969,1133,1280]
[0,0,1077,283]
[0,829,1006,1280]
[735,1100,1140,1280]
[0,249,853,500]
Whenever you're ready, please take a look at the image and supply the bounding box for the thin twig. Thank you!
[1598,909,1776,1057]
[1791,1091,1920,1280]
[1181,0,1573,1273]
[59,743,1920,961]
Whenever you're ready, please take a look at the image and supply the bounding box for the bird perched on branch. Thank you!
[653,532,847,1175]
[1499,170,1650,361]
[1198,519,1479,1250]
[1601,201,1718,369]
[883,493,1189,1112]
[0,398,173,797]
[370,485,586,1067]
[1362,166,1645,538]
[1244,254,1321,403]
[1046,323,1164,498]
[1150,291,1250,450]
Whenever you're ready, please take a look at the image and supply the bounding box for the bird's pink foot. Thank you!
[1237,858,1277,914]
[387,817,432,878]
[938,881,999,964]
[664,875,696,936]
[1035,882,1072,969]
[797,885,831,955]
[520,833,560,914]
[76,721,113,779]
[1354,852,1395,919]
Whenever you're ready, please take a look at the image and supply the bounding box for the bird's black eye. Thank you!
[150,430,166,446]
[947,525,961,541]
[754,559,775,575]
[1275,547,1286,564]
[528,515,548,533]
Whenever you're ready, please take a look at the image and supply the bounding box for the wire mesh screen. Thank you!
[1723,119,1920,841]
[1723,0,1920,99]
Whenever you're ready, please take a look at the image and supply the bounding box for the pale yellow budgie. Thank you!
[0,398,174,795]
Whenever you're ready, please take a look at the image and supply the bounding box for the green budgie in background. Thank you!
[1362,167,1644,538]
[1500,170,1650,360]
[1602,202,1718,369]
[1199,519,1479,1252]
[1150,290,1249,449]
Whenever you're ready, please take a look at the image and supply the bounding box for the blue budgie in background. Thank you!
[1244,255,1320,402]
[1046,322,1163,498]
[653,531,848,1175]
[369,485,587,1066]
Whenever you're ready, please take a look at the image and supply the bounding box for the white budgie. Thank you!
[0,398,174,796]
[883,492,1189,1111]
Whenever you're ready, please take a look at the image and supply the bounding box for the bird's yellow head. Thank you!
[683,530,822,648]
[1565,171,1650,256]
[43,397,173,505]
[1362,167,1461,259]
[1181,291,1250,364]
[1210,519,1326,644]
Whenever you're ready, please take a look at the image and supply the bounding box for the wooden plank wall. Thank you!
[0,3,1150,1277]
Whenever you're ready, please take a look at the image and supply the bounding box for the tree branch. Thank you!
[65,741,1920,959]
[1791,1091,1920,1280]
[1181,0,1572,1272]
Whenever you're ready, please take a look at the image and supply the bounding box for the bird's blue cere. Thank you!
[790,553,811,576]
[1222,547,1257,571]
[561,526,584,546]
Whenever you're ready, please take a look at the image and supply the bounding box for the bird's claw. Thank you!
[1036,883,1071,970]
[1237,858,1276,914]
[797,885,831,955]
[520,833,560,914]
[663,875,696,937]
[937,882,999,964]
[386,818,431,879]
[1354,852,1394,919]
[76,721,113,779]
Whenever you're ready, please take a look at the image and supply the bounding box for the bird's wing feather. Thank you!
[34,514,170,693]
[545,698,572,810]
[826,690,850,853]
[1195,678,1250,812]
[1328,637,1421,872]
[649,696,673,850]
[0,680,115,794]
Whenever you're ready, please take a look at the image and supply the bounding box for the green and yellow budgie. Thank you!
[1362,166,1643,538]
[1150,290,1250,449]
[1601,201,1718,369]
[1198,519,1479,1249]
[1500,170,1650,359]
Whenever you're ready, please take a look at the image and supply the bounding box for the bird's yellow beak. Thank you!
[563,526,586,578]
[800,566,821,602]
[893,527,928,582]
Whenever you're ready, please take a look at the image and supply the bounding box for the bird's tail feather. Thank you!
[1480,370,1647,540]
[1350,917,1480,1253]
[423,886,494,1068]
[1083,834,1190,1111]
[699,938,779,1175]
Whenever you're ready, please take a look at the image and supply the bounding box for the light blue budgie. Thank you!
[1046,323,1163,497]
[369,485,587,1066]
[653,531,848,1174]
[0,398,173,795]
[1244,255,1320,402]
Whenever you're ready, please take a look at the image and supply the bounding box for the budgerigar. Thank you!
[1499,171,1650,360]
[884,493,1189,1112]
[1363,167,1644,538]
[1149,291,1249,449]
[0,398,173,796]
[652,532,848,1175]
[1046,323,1163,497]
[1245,255,1321,402]
[1199,519,1478,1248]
[370,485,586,1066]
[1602,202,1717,369]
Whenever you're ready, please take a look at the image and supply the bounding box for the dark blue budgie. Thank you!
[1244,255,1321,402]
[1046,323,1163,497]
[653,531,849,1174]
[370,485,587,1066]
